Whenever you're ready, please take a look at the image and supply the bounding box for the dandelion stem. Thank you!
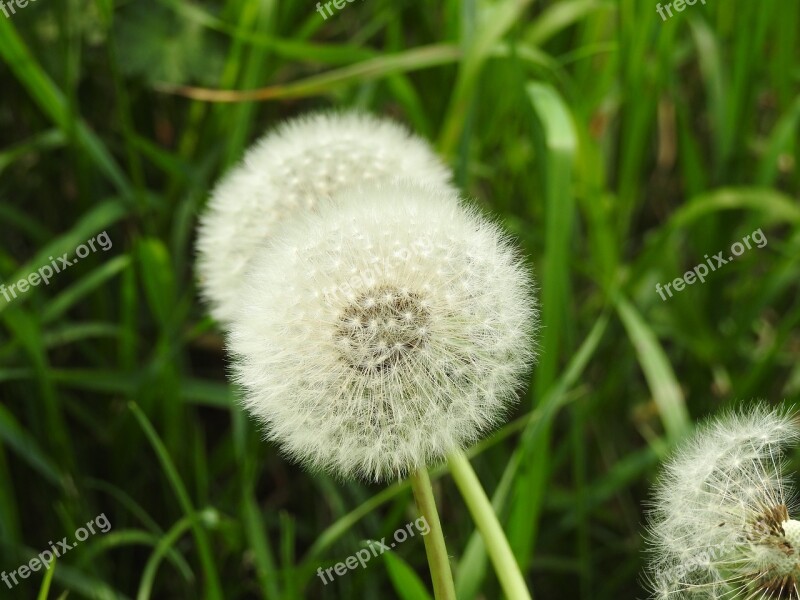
[448,450,532,600]
[409,468,457,600]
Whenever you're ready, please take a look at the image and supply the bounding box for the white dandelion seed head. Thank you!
[644,404,800,599]
[196,111,453,325]
[228,181,538,482]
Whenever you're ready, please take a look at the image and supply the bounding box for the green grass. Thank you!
[1,0,799,598]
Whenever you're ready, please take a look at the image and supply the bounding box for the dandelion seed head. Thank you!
[228,182,538,482]
[196,111,452,325]
[645,404,800,599]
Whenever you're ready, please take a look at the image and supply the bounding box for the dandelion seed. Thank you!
[644,404,800,599]
[228,182,538,482]
[196,111,452,325]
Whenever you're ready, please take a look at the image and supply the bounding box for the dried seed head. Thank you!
[228,182,538,482]
[644,405,800,599]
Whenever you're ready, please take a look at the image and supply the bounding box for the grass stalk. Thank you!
[409,468,457,600]
[448,450,532,600]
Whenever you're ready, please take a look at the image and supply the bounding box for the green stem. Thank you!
[448,450,532,600]
[409,468,457,600]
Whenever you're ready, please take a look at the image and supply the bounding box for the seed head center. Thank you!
[335,285,430,372]
[753,507,800,598]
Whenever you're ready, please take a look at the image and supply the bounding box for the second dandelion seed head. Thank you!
[196,111,453,326]
[646,405,800,599]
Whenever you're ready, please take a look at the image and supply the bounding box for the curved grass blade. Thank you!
[156,44,460,103]
[616,295,690,442]
[129,403,223,599]
[384,550,434,600]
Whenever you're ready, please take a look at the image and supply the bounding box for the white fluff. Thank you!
[644,405,800,599]
[196,111,452,326]
[228,182,537,482]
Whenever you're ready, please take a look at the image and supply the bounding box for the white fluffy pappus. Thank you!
[228,182,538,482]
[644,404,800,599]
[196,111,452,325]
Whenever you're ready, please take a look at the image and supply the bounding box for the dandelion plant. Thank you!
[645,405,800,599]
[198,112,537,600]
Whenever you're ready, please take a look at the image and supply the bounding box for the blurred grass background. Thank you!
[1,0,799,598]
